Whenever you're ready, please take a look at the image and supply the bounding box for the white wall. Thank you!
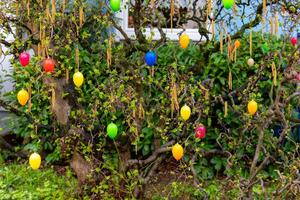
[0,31,14,94]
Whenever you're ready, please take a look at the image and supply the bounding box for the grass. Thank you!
[0,163,77,200]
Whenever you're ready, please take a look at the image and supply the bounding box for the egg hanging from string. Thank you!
[17,89,29,106]
[248,100,258,116]
[195,124,206,139]
[247,58,254,67]
[29,152,41,170]
[234,40,241,49]
[291,37,297,46]
[19,52,30,67]
[180,105,191,121]
[107,123,118,139]
[179,34,190,49]
[43,58,55,73]
[222,0,235,10]
[145,51,157,67]
[110,0,121,12]
[73,71,84,87]
[172,143,184,161]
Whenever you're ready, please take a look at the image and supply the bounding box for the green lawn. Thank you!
[0,163,77,200]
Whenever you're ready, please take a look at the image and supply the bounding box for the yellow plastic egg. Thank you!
[29,152,41,170]
[172,143,184,161]
[180,105,191,121]
[17,89,29,106]
[73,71,84,87]
[248,100,258,115]
[179,34,190,49]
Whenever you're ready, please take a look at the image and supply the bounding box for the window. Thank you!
[115,0,209,41]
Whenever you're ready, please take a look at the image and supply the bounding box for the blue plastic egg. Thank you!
[145,51,157,67]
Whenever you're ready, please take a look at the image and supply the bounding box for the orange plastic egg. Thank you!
[179,34,190,49]
[235,40,241,49]
[17,89,29,106]
[172,143,184,161]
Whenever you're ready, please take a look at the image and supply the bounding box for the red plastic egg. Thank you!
[296,73,300,81]
[195,125,206,139]
[291,37,297,46]
[19,52,30,67]
[43,58,55,73]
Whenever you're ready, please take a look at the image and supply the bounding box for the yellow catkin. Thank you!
[76,47,79,69]
[211,18,215,41]
[228,70,232,90]
[270,16,273,35]
[272,62,277,86]
[51,86,56,106]
[66,69,69,84]
[170,0,174,31]
[261,15,264,35]
[107,35,112,67]
[275,12,279,35]
[16,2,19,16]
[224,101,228,117]
[46,4,50,22]
[250,30,252,56]
[52,0,56,23]
[62,0,66,15]
[151,0,155,8]
[27,0,30,17]
[79,7,84,27]
[220,30,223,53]
[28,86,32,112]
[207,0,212,22]
[263,0,266,15]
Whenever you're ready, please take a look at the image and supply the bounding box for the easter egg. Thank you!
[145,51,157,67]
[234,40,241,49]
[19,52,30,67]
[222,0,235,10]
[17,89,29,106]
[180,105,191,121]
[29,152,41,170]
[248,100,258,115]
[179,34,190,49]
[107,123,118,139]
[296,73,300,81]
[110,0,121,12]
[195,125,206,139]
[172,143,184,161]
[73,71,84,87]
[247,58,254,67]
[43,58,55,73]
[291,37,297,46]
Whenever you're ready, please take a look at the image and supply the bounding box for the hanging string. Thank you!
[170,0,175,32]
